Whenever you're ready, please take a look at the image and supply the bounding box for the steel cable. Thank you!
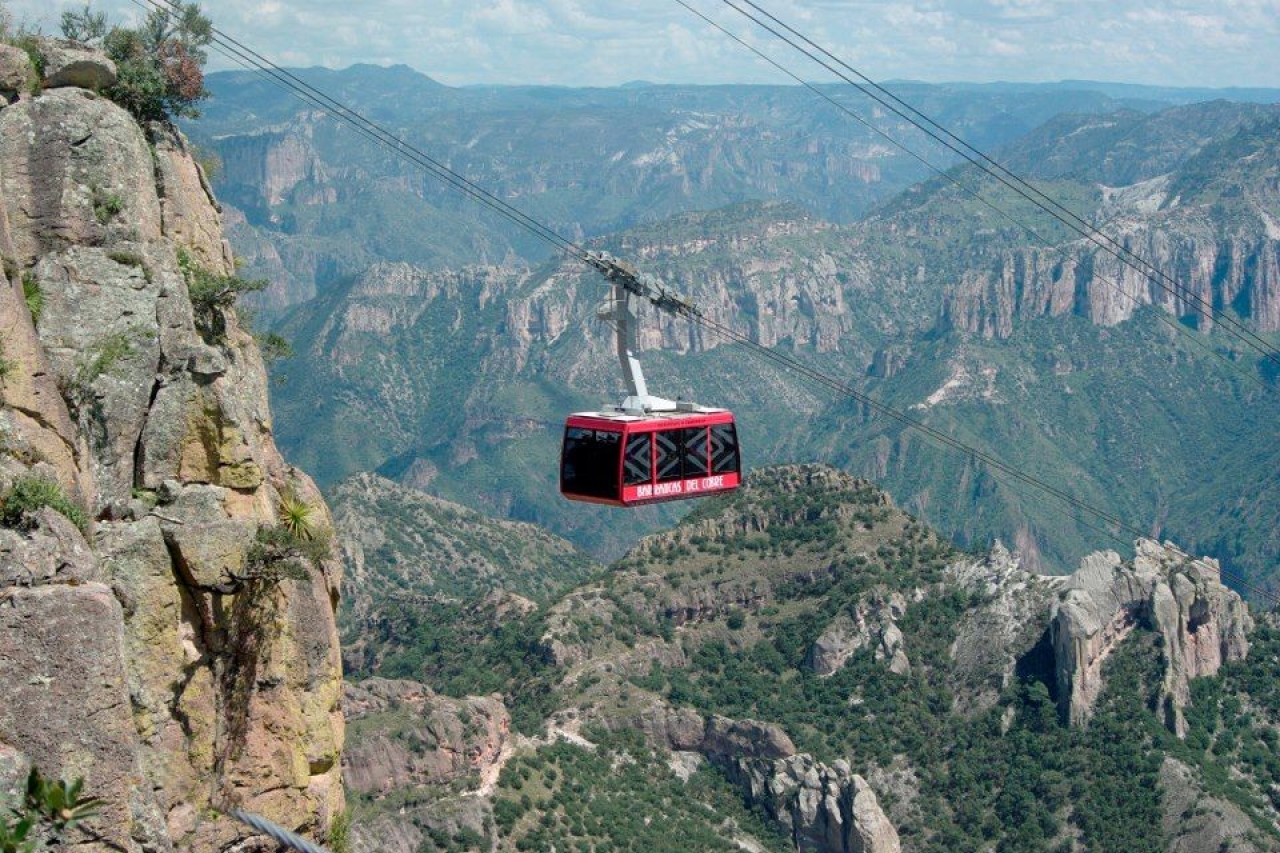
[708,0,1280,370]
[131,0,1276,607]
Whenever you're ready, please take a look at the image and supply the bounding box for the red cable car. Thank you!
[561,408,741,506]
[560,256,742,507]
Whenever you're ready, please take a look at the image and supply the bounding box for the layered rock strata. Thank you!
[0,47,343,850]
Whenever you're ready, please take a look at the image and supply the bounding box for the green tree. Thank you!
[97,1,213,122]
[59,3,107,44]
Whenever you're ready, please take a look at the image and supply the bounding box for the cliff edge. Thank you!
[0,43,344,851]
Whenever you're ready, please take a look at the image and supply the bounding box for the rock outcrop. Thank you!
[600,700,900,853]
[807,589,910,676]
[703,728,901,853]
[0,49,342,850]
[342,678,509,853]
[342,678,510,795]
[947,542,1062,713]
[1050,539,1251,734]
[1160,757,1275,853]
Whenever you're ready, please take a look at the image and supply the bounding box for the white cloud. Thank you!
[3,0,1276,88]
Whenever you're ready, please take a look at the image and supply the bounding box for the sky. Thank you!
[6,0,1279,90]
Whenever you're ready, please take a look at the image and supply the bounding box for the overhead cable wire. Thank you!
[231,810,333,853]
[137,0,589,265]
[133,0,1276,607]
[725,0,1280,368]
[673,0,1271,392]
[704,0,1280,371]
[684,311,1279,607]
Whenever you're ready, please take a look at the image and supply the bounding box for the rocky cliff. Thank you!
[0,44,343,850]
[1050,539,1251,734]
[936,108,1280,337]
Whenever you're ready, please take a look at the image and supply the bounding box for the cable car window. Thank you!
[655,430,681,482]
[682,427,709,477]
[623,433,652,485]
[711,423,739,474]
[561,428,622,499]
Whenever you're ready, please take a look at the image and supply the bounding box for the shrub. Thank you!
[91,188,124,224]
[278,489,318,541]
[1,767,102,852]
[10,33,44,84]
[244,521,332,585]
[257,331,293,366]
[97,2,212,124]
[59,4,107,44]
[0,337,13,380]
[106,249,144,268]
[327,809,352,853]
[0,475,88,532]
[21,272,41,324]
[176,247,266,342]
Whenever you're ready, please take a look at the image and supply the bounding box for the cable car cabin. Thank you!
[560,409,741,507]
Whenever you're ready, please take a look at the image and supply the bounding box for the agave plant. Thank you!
[26,769,101,832]
[278,489,318,542]
[1,768,102,852]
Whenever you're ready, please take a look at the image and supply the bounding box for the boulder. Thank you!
[0,43,34,100]
[40,40,117,90]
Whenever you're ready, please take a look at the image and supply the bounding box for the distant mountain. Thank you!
[923,79,1280,106]
[259,101,1278,590]
[190,71,1182,311]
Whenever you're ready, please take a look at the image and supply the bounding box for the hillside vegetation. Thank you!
[341,465,1280,853]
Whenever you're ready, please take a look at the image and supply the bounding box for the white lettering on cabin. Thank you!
[632,476,728,501]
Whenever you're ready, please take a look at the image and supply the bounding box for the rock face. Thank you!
[807,589,910,676]
[705,736,901,853]
[947,542,1062,713]
[940,155,1280,336]
[342,678,509,853]
[604,701,900,853]
[0,59,343,850]
[342,678,510,796]
[1049,539,1251,733]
